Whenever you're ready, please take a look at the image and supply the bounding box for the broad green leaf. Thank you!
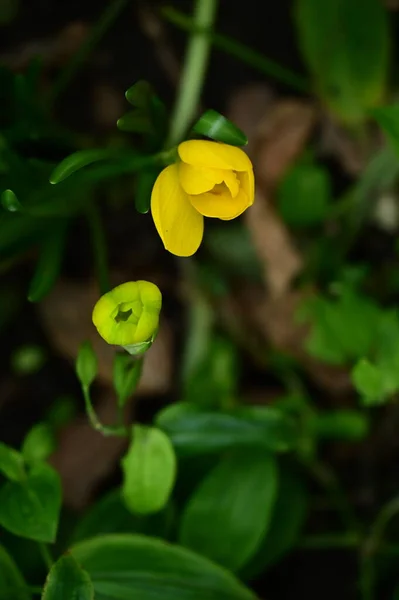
[192,110,248,146]
[179,449,278,571]
[277,162,331,227]
[121,425,177,514]
[0,442,25,482]
[112,354,143,408]
[295,0,389,123]
[134,168,158,214]
[71,534,257,600]
[156,404,297,456]
[311,409,369,440]
[49,149,127,184]
[28,224,68,302]
[21,423,56,464]
[0,543,30,600]
[372,104,399,157]
[241,466,308,578]
[125,80,153,107]
[42,554,93,600]
[72,488,173,543]
[75,341,98,388]
[352,358,386,406]
[0,462,61,542]
[117,110,153,134]
[1,189,21,211]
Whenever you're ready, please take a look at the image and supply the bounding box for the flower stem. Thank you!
[162,6,309,93]
[49,0,130,105]
[38,543,53,571]
[82,385,128,437]
[86,201,111,295]
[166,0,218,147]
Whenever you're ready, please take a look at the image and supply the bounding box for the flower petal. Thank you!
[188,183,251,220]
[151,164,204,257]
[178,140,253,172]
[178,163,224,195]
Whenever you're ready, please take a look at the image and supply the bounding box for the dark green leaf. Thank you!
[117,110,153,134]
[179,449,278,571]
[1,189,21,212]
[241,465,308,578]
[121,425,177,514]
[295,0,389,123]
[28,224,68,302]
[125,81,153,108]
[156,403,297,456]
[11,344,46,375]
[192,110,248,146]
[72,488,173,543]
[0,543,30,600]
[0,462,61,542]
[134,168,158,214]
[75,341,98,388]
[71,534,257,600]
[42,554,93,600]
[372,105,399,157]
[21,423,56,464]
[0,442,25,482]
[277,162,331,227]
[311,409,369,440]
[49,149,128,184]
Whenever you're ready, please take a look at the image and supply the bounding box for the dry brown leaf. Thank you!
[38,278,173,395]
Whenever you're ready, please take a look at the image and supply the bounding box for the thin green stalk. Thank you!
[49,0,130,104]
[38,543,53,571]
[162,6,309,93]
[166,0,218,147]
[86,201,111,295]
[82,385,128,437]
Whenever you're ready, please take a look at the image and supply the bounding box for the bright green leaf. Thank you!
[179,449,278,571]
[0,462,61,542]
[21,423,56,464]
[295,0,389,123]
[42,554,93,600]
[0,442,25,482]
[352,358,386,406]
[192,109,248,146]
[277,162,331,227]
[121,425,177,514]
[1,189,21,212]
[0,543,30,600]
[71,534,256,600]
[75,341,98,388]
[28,224,68,302]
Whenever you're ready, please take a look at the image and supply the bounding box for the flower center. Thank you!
[114,308,133,323]
[113,300,142,325]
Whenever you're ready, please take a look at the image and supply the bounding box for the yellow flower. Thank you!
[151,140,254,257]
[92,281,162,350]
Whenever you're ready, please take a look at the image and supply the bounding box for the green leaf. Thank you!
[156,403,297,456]
[372,105,399,158]
[72,488,173,543]
[277,162,331,227]
[1,189,21,212]
[294,0,389,123]
[125,80,153,108]
[42,554,93,600]
[112,355,143,408]
[311,409,369,440]
[134,168,158,214]
[0,442,25,482]
[0,543,31,600]
[192,110,248,146]
[21,423,56,464]
[49,149,127,184]
[121,425,177,514]
[241,465,308,578]
[11,344,46,375]
[28,224,68,302]
[352,358,386,406]
[117,110,153,134]
[179,449,278,571]
[75,341,98,388]
[71,534,257,600]
[0,462,61,542]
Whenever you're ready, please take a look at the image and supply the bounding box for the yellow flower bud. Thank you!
[92,281,162,355]
[151,140,255,257]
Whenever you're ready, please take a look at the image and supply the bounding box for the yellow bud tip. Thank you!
[92,281,162,347]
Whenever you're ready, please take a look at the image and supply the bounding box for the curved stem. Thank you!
[38,542,53,571]
[166,0,218,147]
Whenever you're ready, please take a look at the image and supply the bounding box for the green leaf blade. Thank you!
[42,554,94,600]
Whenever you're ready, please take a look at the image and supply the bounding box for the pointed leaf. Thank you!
[28,224,68,302]
[50,149,125,184]
[0,442,25,482]
[42,554,94,600]
[192,110,248,146]
[0,543,31,600]
[125,80,153,108]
